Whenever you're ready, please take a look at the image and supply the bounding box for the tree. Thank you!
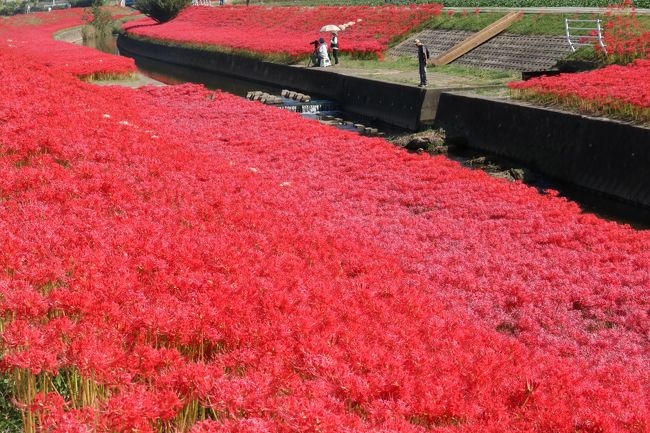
[84,0,113,36]
[134,0,191,23]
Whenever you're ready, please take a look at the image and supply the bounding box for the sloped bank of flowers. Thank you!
[125,4,443,61]
[510,58,650,124]
[0,8,135,79]
[1,38,650,433]
[510,2,650,124]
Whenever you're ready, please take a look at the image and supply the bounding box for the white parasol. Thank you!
[320,24,342,32]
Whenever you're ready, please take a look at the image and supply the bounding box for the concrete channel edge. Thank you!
[118,34,650,208]
[435,92,650,208]
[117,34,469,130]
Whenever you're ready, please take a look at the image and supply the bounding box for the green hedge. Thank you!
[0,2,23,15]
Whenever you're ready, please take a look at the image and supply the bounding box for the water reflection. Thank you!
[83,32,119,56]
[130,54,281,97]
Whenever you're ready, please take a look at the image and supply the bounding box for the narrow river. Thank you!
[82,33,650,229]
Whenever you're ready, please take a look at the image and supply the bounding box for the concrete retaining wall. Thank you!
[391,30,570,72]
[54,26,84,44]
[118,34,449,130]
[436,92,650,208]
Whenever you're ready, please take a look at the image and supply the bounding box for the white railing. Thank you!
[192,0,212,5]
[565,18,607,53]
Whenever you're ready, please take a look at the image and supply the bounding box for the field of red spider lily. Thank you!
[0,8,136,79]
[510,1,650,123]
[510,58,650,123]
[125,4,443,60]
[1,7,650,433]
[602,1,650,63]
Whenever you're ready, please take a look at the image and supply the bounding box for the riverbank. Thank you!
[2,7,650,433]
[436,92,650,207]
[119,33,491,130]
[116,32,650,209]
[3,36,650,433]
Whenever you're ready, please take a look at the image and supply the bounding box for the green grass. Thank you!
[0,374,21,433]
[337,56,519,86]
[426,12,505,32]
[328,55,518,79]
[434,63,520,80]
[416,11,650,35]
[513,12,650,33]
[341,55,420,69]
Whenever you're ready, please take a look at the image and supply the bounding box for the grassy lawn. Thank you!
[434,63,520,80]
[340,55,421,69]
[424,11,650,34]
[345,56,517,79]
[331,55,520,88]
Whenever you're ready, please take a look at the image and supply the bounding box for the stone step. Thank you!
[391,30,572,72]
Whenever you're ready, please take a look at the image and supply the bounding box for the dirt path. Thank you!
[327,64,507,87]
[293,60,515,89]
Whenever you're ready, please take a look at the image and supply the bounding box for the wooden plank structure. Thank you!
[430,12,524,66]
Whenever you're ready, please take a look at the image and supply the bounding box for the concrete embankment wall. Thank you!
[436,93,650,208]
[118,34,447,130]
[54,26,84,43]
[118,35,650,208]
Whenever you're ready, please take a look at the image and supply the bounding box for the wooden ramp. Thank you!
[430,12,523,66]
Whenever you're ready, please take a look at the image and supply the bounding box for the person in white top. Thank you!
[331,32,339,65]
[317,38,331,67]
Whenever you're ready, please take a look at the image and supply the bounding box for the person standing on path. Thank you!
[317,37,331,67]
[415,39,430,87]
[331,32,339,65]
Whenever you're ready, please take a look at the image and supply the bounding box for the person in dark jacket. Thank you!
[331,32,339,65]
[415,39,430,87]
